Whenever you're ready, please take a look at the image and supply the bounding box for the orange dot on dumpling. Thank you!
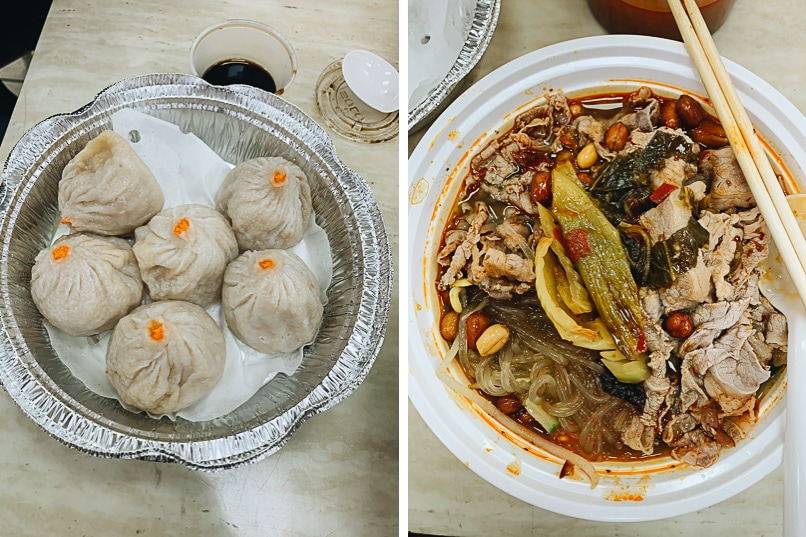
[148,319,165,341]
[52,244,70,261]
[272,170,287,185]
[173,217,190,236]
[259,258,276,270]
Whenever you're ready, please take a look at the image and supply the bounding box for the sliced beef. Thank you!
[704,147,755,211]
[639,188,693,243]
[493,93,573,156]
[628,129,655,149]
[482,248,535,283]
[622,415,657,454]
[626,86,654,109]
[574,115,616,161]
[438,203,537,300]
[661,412,698,445]
[765,309,788,348]
[620,98,660,132]
[649,157,698,190]
[438,229,468,266]
[681,298,752,354]
[670,429,721,467]
[494,216,533,259]
[476,276,533,300]
[438,202,489,289]
[467,95,575,214]
[659,254,712,312]
[640,288,677,374]
[703,331,770,416]
[680,308,770,416]
[470,144,556,215]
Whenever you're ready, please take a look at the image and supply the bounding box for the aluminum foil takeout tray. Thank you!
[0,73,393,470]
[408,0,500,132]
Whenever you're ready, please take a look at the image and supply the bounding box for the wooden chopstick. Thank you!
[667,0,806,309]
[668,8,805,537]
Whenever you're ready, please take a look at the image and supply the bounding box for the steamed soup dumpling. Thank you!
[106,300,226,415]
[59,130,164,236]
[222,249,323,354]
[216,156,312,250]
[30,232,143,336]
[133,204,238,307]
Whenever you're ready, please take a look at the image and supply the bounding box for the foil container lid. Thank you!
[408,0,501,133]
[0,73,393,470]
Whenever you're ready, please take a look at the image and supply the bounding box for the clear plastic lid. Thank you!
[315,60,399,144]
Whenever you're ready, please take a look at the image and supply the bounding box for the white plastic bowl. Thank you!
[408,35,805,521]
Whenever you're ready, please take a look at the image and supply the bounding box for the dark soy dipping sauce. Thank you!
[202,59,277,93]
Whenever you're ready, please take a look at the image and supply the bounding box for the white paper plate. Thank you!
[408,35,806,522]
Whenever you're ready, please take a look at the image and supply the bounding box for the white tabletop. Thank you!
[408,0,805,534]
[0,1,399,536]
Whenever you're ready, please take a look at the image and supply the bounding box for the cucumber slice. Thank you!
[521,396,560,434]
[601,355,650,383]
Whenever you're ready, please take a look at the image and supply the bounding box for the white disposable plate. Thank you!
[408,35,806,522]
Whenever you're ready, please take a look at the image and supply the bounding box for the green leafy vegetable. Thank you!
[591,129,698,224]
[619,223,652,286]
[648,217,710,288]
[641,129,699,168]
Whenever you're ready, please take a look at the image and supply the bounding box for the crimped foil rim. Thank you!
[0,73,393,470]
[408,0,501,131]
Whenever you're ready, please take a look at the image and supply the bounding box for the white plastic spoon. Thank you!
[759,193,806,537]
[342,49,400,114]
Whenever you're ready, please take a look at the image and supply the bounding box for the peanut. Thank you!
[664,312,694,339]
[576,142,598,169]
[530,170,551,205]
[475,323,510,356]
[660,100,681,130]
[440,310,459,341]
[690,120,728,148]
[496,394,522,415]
[466,311,491,352]
[675,95,704,128]
[604,122,629,152]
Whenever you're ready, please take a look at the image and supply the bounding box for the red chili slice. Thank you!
[562,228,591,262]
[649,182,679,204]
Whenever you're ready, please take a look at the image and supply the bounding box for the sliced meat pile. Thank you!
[623,147,786,467]
[437,201,536,300]
[467,94,572,215]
